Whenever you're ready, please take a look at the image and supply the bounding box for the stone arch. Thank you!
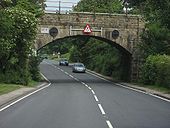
[37,35,132,81]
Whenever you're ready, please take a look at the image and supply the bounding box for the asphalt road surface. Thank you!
[0,60,170,128]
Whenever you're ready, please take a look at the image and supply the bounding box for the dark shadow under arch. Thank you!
[37,35,131,56]
[37,35,132,81]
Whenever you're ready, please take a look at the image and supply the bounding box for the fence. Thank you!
[44,0,77,14]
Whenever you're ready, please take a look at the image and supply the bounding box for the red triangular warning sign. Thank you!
[83,24,92,34]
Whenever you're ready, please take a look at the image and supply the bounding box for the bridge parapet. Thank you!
[37,12,144,53]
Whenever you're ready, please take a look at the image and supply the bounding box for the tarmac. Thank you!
[0,70,169,107]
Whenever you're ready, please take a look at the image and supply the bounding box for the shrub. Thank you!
[141,55,170,87]
[0,69,30,85]
[29,56,42,81]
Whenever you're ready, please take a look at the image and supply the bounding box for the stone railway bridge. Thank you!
[36,12,145,80]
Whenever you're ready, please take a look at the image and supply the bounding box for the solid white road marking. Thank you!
[40,73,50,83]
[115,83,170,103]
[98,104,106,115]
[0,83,51,112]
[94,95,99,102]
[106,120,114,128]
[87,71,111,82]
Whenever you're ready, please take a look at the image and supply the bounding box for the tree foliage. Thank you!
[73,0,123,13]
[0,0,43,85]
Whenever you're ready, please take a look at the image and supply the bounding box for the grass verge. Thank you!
[132,83,170,94]
[28,80,39,87]
[0,80,40,95]
[0,84,22,95]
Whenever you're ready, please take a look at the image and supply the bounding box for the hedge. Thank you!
[141,54,170,87]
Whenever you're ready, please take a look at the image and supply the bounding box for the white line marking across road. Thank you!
[98,104,106,115]
[0,83,51,112]
[106,120,114,128]
[94,95,99,102]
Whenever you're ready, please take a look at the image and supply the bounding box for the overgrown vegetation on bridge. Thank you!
[0,0,43,85]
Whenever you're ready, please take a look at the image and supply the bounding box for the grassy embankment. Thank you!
[0,81,39,95]
[132,83,170,94]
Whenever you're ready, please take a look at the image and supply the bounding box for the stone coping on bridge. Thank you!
[45,11,142,17]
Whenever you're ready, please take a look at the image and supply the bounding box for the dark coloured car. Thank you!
[59,58,69,66]
[72,63,86,73]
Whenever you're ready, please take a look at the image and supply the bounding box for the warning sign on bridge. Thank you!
[83,24,92,34]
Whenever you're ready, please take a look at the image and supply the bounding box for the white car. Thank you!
[72,63,86,73]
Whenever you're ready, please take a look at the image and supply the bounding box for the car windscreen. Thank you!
[75,64,84,67]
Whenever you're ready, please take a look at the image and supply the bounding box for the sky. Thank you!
[45,0,80,13]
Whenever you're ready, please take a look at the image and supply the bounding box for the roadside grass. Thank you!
[0,83,22,95]
[132,83,170,94]
[28,80,39,87]
[0,80,40,95]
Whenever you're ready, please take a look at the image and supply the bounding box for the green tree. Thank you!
[73,0,123,13]
[0,0,43,85]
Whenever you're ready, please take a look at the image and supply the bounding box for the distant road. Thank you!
[0,60,170,128]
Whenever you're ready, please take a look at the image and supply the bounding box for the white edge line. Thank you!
[40,72,50,83]
[116,83,170,102]
[106,120,114,128]
[87,71,111,83]
[94,95,99,102]
[88,70,170,103]
[0,83,51,112]
[98,104,106,115]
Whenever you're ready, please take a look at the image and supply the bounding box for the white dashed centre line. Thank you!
[106,120,114,128]
[69,75,74,78]
[91,90,95,94]
[98,104,106,115]
[65,72,69,75]
[94,95,99,102]
[88,87,92,90]
[47,63,116,128]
